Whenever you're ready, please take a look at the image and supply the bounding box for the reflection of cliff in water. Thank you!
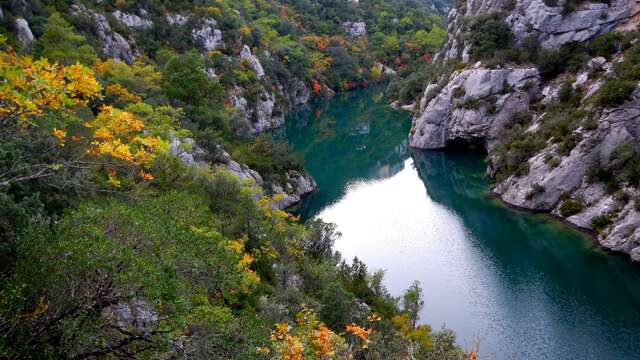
[410,149,640,313]
[284,87,412,218]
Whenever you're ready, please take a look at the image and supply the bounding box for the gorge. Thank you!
[284,87,640,358]
[2,0,640,358]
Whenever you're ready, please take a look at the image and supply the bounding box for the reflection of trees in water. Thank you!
[284,87,412,218]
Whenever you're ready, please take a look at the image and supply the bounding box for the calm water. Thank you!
[281,87,640,359]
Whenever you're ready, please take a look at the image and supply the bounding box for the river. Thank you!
[280,87,640,359]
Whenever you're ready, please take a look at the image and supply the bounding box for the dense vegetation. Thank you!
[0,0,464,359]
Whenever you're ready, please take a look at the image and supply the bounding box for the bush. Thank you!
[468,13,514,62]
[614,190,630,204]
[590,32,622,59]
[560,198,584,217]
[452,86,466,98]
[594,79,636,107]
[526,183,545,200]
[591,214,613,232]
[547,157,561,168]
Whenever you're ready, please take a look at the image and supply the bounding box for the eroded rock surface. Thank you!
[71,4,137,63]
[192,17,223,51]
[409,64,540,150]
[342,21,367,37]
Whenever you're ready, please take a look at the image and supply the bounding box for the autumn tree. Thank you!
[0,49,100,127]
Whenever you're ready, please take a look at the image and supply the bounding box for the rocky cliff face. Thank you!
[413,0,640,260]
[438,0,640,62]
[409,63,540,149]
[41,5,310,134]
[71,4,138,64]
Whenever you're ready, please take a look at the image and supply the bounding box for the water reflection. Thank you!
[282,87,411,218]
[283,88,640,359]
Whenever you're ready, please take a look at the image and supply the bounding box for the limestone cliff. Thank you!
[412,0,640,260]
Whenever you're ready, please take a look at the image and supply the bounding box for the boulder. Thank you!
[271,170,318,209]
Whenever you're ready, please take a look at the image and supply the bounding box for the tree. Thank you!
[162,51,223,105]
[34,13,97,66]
[301,219,340,260]
[402,280,424,328]
[0,49,100,127]
[0,192,260,358]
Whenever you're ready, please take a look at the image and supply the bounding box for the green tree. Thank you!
[34,13,97,65]
[402,280,424,328]
[162,51,223,105]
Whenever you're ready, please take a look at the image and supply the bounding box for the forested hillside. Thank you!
[0,0,463,359]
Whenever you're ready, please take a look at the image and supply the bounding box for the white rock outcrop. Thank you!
[71,4,138,63]
[229,87,285,134]
[342,21,367,37]
[437,0,640,62]
[507,0,640,49]
[14,18,33,46]
[409,65,540,150]
[112,10,152,28]
[240,45,265,78]
[192,17,223,51]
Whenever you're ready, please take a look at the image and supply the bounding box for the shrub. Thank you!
[526,183,545,200]
[590,32,622,59]
[452,86,466,98]
[468,13,514,62]
[560,198,584,217]
[558,80,574,103]
[582,117,598,131]
[614,190,630,204]
[591,214,613,232]
[594,79,635,107]
[547,157,561,168]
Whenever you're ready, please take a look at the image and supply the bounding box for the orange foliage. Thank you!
[346,323,373,349]
[311,325,335,357]
[301,35,329,51]
[86,105,166,167]
[52,128,67,147]
[105,83,142,104]
[0,49,100,126]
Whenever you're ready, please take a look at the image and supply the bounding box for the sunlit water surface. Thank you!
[280,87,640,359]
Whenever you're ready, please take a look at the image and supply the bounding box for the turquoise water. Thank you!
[282,87,640,359]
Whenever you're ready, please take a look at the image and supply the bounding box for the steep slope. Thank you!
[410,0,640,260]
[0,0,449,208]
